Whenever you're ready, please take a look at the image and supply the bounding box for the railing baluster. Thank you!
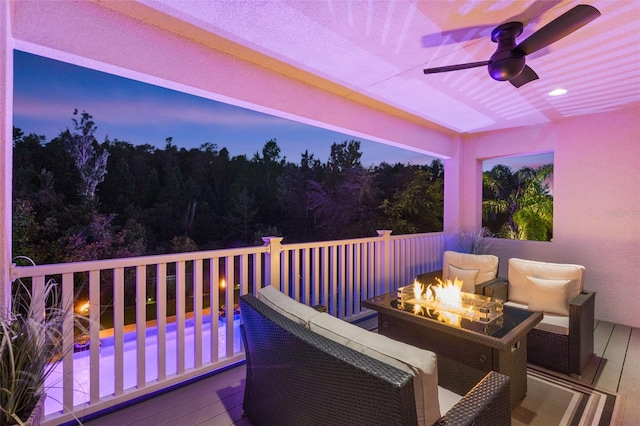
[239,254,248,295]
[157,263,167,381]
[365,241,373,299]
[32,275,45,320]
[394,239,401,289]
[401,238,407,286]
[281,248,290,296]
[176,260,185,374]
[252,253,261,295]
[114,267,125,396]
[329,245,337,316]
[194,258,203,368]
[225,256,234,358]
[335,245,341,317]
[292,248,300,302]
[89,269,101,404]
[210,257,219,363]
[62,272,74,412]
[375,236,382,295]
[312,247,320,306]
[354,242,361,316]
[346,243,353,318]
[300,248,309,304]
[136,264,147,389]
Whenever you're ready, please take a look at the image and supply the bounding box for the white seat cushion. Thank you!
[438,386,463,416]
[505,301,570,335]
[309,313,442,426]
[442,251,499,293]
[507,258,584,306]
[257,285,320,326]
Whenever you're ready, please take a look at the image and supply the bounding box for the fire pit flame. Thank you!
[399,278,503,326]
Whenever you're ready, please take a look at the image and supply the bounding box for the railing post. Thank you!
[262,236,283,289]
[376,230,392,295]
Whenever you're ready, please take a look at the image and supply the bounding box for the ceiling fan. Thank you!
[423,4,601,88]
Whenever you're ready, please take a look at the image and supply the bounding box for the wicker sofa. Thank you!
[240,287,512,426]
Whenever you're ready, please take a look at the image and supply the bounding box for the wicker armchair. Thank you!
[478,258,595,377]
[240,294,512,426]
[416,250,500,294]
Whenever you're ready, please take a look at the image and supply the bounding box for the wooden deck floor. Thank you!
[82,319,639,426]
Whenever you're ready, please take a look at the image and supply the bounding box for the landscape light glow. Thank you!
[548,88,568,96]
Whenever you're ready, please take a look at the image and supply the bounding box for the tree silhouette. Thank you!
[62,109,109,204]
[224,188,257,244]
[276,151,321,241]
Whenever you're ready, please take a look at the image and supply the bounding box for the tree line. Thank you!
[13,110,445,264]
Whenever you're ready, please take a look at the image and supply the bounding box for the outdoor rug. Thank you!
[513,366,619,425]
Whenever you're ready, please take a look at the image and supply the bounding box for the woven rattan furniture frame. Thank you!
[240,294,512,426]
[479,279,595,377]
[363,292,541,409]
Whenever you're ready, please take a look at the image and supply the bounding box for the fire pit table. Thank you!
[363,283,542,409]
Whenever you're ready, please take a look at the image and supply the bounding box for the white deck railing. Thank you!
[9,231,445,425]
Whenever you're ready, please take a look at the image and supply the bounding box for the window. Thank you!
[482,153,554,241]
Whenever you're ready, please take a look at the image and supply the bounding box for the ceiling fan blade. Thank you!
[509,65,539,88]
[516,4,600,55]
[423,61,489,74]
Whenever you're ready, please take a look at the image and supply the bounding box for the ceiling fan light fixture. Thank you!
[548,88,568,96]
[488,56,525,81]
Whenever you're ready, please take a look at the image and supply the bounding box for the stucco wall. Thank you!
[461,107,640,328]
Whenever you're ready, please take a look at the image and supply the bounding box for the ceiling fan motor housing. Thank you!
[488,22,525,81]
[422,5,600,87]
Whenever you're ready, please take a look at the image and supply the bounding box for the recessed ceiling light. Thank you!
[548,88,568,96]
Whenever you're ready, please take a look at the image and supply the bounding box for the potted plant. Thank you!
[0,277,80,425]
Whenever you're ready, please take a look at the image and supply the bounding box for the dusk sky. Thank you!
[13,50,438,167]
[13,50,553,171]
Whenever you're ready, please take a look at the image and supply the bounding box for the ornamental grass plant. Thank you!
[457,226,495,255]
[0,277,79,425]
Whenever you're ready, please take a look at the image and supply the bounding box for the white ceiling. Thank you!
[138,0,639,134]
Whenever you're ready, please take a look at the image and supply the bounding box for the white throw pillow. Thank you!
[448,264,479,293]
[309,313,441,426]
[527,276,572,316]
[257,285,320,326]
